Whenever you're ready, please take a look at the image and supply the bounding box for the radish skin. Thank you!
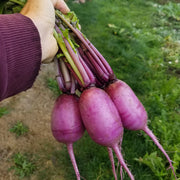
[79,87,134,180]
[106,80,147,131]
[51,94,85,180]
[105,79,177,179]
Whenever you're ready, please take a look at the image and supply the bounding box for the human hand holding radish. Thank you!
[20,0,70,63]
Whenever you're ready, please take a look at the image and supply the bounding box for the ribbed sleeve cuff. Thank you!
[0,13,41,100]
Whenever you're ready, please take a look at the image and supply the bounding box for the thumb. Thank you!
[42,38,58,63]
[52,0,70,14]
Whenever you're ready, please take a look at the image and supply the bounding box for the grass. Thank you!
[46,78,62,97]
[0,107,9,117]
[9,121,29,137]
[9,153,36,179]
[1,0,180,179]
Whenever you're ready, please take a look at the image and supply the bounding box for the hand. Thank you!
[21,0,70,63]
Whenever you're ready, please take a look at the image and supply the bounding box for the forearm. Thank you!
[0,13,41,101]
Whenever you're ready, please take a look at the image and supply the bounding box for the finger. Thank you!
[53,0,70,14]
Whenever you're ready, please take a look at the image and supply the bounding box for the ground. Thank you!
[0,64,64,180]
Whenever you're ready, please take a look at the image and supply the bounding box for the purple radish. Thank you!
[51,94,85,180]
[105,79,177,179]
[79,87,134,180]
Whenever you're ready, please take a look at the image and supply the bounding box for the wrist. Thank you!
[22,13,58,63]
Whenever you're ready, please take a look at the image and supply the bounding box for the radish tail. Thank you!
[143,126,177,179]
[113,145,134,180]
[120,165,123,180]
[67,143,81,180]
[116,157,123,180]
[107,147,118,180]
[119,136,123,180]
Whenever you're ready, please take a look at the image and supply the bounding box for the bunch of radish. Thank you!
[51,10,177,180]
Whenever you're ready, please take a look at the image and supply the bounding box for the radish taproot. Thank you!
[105,79,177,179]
[51,94,85,180]
[107,147,118,180]
[79,87,134,180]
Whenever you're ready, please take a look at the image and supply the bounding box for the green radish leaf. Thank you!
[62,29,78,53]
[63,11,80,30]
[62,29,69,39]
[56,53,64,58]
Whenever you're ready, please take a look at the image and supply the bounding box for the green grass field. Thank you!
[1,0,180,179]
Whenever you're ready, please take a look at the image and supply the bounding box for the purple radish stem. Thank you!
[59,58,71,90]
[63,39,90,87]
[78,47,98,76]
[79,42,110,77]
[55,13,110,79]
[64,40,91,87]
[54,57,61,75]
[107,147,118,180]
[86,51,109,82]
[56,76,66,92]
[78,47,106,87]
[78,53,96,85]
[74,30,110,76]
[54,26,83,86]
[67,143,81,180]
[77,30,114,78]
[54,58,66,92]
[70,73,76,94]
[78,49,106,87]
[55,25,90,87]
[64,60,84,87]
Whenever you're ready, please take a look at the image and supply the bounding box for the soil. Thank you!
[0,64,65,180]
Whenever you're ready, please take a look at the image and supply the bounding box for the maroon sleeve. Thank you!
[0,13,41,101]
